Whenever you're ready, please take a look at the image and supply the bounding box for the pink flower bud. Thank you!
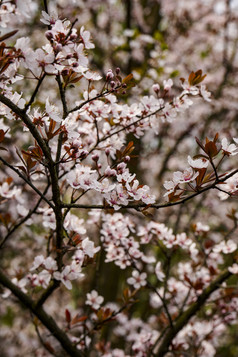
[105,148,110,156]
[106,69,114,81]
[92,154,99,162]
[70,34,77,41]
[45,31,53,40]
[152,83,160,93]
[105,166,116,177]
[79,150,89,159]
[117,162,126,174]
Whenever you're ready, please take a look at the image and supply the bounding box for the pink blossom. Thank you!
[84,71,102,81]
[228,264,238,274]
[181,80,199,96]
[163,78,173,91]
[45,98,61,122]
[155,262,165,281]
[0,182,21,198]
[40,10,58,25]
[200,85,212,102]
[30,255,45,271]
[152,83,160,93]
[213,240,237,254]
[44,257,57,271]
[127,270,147,289]
[221,138,238,156]
[80,26,95,49]
[188,155,209,169]
[86,290,104,310]
[54,264,83,290]
[82,237,100,258]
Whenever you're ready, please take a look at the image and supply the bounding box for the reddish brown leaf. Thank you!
[65,309,71,324]
[204,141,218,158]
[188,69,206,86]
[0,129,5,143]
[6,177,13,185]
[72,233,82,246]
[71,315,88,326]
[195,167,207,187]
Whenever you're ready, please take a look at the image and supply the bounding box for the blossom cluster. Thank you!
[1,1,238,356]
[164,136,238,201]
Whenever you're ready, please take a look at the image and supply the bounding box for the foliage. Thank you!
[0,1,238,356]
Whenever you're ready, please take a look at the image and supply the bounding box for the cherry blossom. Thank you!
[163,78,173,91]
[40,10,58,25]
[221,137,238,156]
[30,255,45,271]
[213,240,237,254]
[218,173,238,200]
[54,264,84,290]
[228,264,238,274]
[45,98,62,122]
[187,155,209,169]
[0,1,238,356]
[86,290,104,310]
[155,262,165,281]
[127,270,147,290]
[80,26,95,49]
[200,84,212,102]
[0,182,21,199]
[81,237,100,258]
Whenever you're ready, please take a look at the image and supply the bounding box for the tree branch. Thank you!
[24,73,46,112]
[0,269,83,357]
[0,183,50,249]
[0,93,51,161]
[61,168,238,211]
[0,92,66,269]
[0,156,54,209]
[153,269,232,356]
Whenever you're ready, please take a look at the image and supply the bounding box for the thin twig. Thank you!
[60,168,238,211]
[24,73,46,112]
[0,156,54,208]
[0,183,50,248]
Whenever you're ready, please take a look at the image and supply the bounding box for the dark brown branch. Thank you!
[24,73,46,112]
[0,92,65,269]
[55,75,68,177]
[36,280,60,307]
[61,168,238,211]
[68,87,120,114]
[153,269,232,356]
[55,75,68,118]
[43,0,48,13]
[0,269,83,357]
